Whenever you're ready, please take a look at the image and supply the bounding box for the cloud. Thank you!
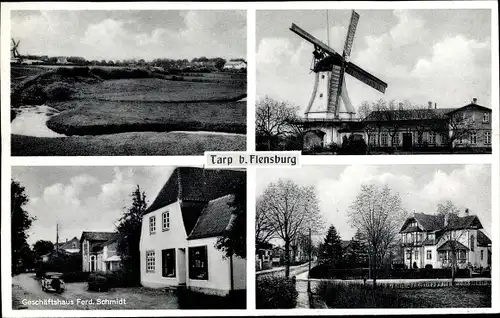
[257,165,491,240]
[257,9,491,110]
[12,10,246,61]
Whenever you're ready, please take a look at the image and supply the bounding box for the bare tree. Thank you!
[348,184,408,287]
[256,198,276,244]
[435,200,466,285]
[256,97,303,150]
[446,112,477,152]
[258,179,322,277]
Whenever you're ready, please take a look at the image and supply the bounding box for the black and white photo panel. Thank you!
[11,166,246,309]
[10,10,247,156]
[255,164,492,309]
[256,9,492,155]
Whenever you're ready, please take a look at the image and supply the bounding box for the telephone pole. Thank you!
[307,227,312,292]
[56,223,59,256]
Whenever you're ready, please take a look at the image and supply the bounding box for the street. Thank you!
[12,273,179,310]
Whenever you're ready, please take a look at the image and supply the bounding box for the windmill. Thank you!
[11,38,22,63]
[290,10,387,120]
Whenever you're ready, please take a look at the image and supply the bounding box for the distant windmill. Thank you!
[290,10,387,119]
[11,38,22,63]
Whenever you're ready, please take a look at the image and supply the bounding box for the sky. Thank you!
[11,10,246,61]
[257,9,492,113]
[256,165,492,242]
[11,166,196,245]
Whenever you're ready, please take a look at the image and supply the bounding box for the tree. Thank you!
[116,185,148,286]
[216,176,247,259]
[258,179,322,277]
[33,240,54,259]
[256,97,303,150]
[11,179,35,274]
[446,111,477,152]
[345,230,368,268]
[435,200,465,285]
[318,225,344,267]
[255,198,276,244]
[348,184,407,287]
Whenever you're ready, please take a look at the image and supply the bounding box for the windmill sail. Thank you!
[343,10,360,58]
[345,61,387,93]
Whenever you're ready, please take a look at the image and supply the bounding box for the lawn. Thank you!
[312,281,491,308]
[11,132,246,156]
[47,100,246,135]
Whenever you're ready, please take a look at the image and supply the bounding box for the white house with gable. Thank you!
[139,167,246,295]
[399,209,491,270]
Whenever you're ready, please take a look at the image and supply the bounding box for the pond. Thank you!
[11,105,66,137]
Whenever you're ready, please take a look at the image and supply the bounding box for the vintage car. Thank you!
[41,272,65,293]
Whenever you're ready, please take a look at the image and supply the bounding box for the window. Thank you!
[458,250,466,260]
[72,242,77,249]
[442,134,448,145]
[392,134,399,146]
[415,251,419,260]
[189,246,208,280]
[485,132,491,145]
[83,241,88,253]
[429,132,436,145]
[149,216,156,234]
[483,112,490,123]
[417,133,423,145]
[369,134,377,146]
[162,249,176,277]
[426,250,432,260]
[406,250,411,260]
[162,211,170,231]
[481,250,484,261]
[146,251,155,272]
[470,235,475,252]
[381,133,388,146]
[470,132,477,144]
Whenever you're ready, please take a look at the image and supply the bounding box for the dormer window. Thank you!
[162,211,170,231]
[483,112,490,123]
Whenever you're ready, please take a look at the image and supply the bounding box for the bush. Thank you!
[44,82,76,101]
[309,264,471,280]
[256,276,298,309]
[88,272,111,292]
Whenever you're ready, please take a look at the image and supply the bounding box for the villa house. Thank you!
[139,167,246,295]
[399,210,491,270]
[80,231,122,272]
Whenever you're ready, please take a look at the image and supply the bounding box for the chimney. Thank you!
[472,98,477,104]
[444,213,449,227]
[66,238,68,242]
[434,103,437,109]
[465,208,470,216]
[428,101,433,109]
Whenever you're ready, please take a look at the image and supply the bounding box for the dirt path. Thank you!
[12,273,179,310]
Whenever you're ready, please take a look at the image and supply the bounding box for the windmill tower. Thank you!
[11,38,22,63]
[290,10,388,149]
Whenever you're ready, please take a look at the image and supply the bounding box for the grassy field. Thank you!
[11,132,246,156]
[73,78,245,102]
[46,100,246,135]
[312,282,491,308]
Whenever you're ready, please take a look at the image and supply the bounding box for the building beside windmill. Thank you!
[399,210,491,270]
[139,167,246,295]
[364,98,492,152]
[56,56,69,64]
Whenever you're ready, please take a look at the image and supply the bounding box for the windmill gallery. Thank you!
[286,11,492,154]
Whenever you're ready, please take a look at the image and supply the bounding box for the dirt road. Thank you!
[12,273,178,310]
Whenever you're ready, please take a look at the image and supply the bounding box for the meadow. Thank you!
[10,66,247,156]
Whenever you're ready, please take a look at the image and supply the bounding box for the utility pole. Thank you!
[307,227,312,292]
[56,223,59,256]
